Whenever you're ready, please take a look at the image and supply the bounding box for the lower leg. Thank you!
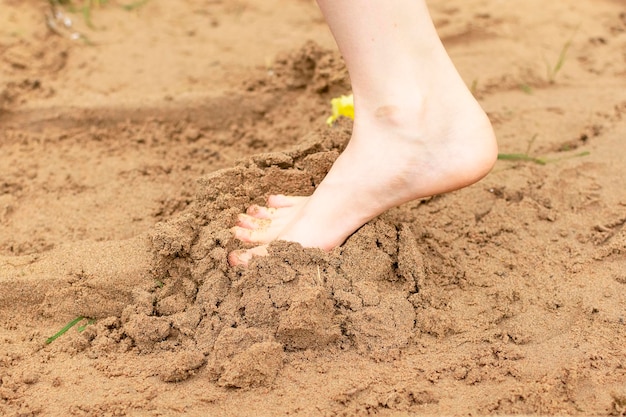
[229,0,497,266]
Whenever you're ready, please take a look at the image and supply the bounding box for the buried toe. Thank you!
[227,245,269,266]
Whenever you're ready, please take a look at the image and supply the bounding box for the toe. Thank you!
[267,194,308,208]
[232,225,277,244]
[228,249,252,266]
[246,205,277,219]
[236,213,270,229]
[228,246,268,266]
[232,226,252,242]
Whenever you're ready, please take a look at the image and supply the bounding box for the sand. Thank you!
[1,0,625,416]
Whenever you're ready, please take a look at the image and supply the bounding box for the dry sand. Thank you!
[1,0,625,416]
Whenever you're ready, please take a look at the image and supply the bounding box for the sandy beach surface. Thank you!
[1,0,625,415]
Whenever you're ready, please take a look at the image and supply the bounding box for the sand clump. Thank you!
[86,122,427,386]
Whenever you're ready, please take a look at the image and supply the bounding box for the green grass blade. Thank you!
[498,150,589,166]
[497,153,546,165]
[46,316,84,344]
[78,318,96,332]
[82,3,95,29]
[546,25,580,82]
[121,0,151,11]
[553,39,572,76]
[519,84,533,94]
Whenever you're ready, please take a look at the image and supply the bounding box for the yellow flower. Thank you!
[326,94,354,125]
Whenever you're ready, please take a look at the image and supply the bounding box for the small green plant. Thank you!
[45,316,95,344]
[121,0,150,11]
[48,0,151,33]
[519,84,533,94]
[544,26,579,83]
[498,134,546,164]
[497,152,548,165]
[497,134,590,165]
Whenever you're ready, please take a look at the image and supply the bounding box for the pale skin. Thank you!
[228,0,498,266]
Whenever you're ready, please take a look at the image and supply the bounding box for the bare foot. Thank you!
[228,89,498,266]
[228,0,499,266]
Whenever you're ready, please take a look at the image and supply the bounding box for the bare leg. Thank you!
[229,0,498,266]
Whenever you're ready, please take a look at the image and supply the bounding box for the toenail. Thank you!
[231,226,248,241]
[236,213,253,228]
[228,250,251,266]
[233,227,250,241]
